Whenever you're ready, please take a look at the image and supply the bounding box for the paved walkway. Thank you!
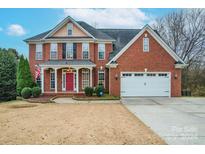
[122,97,205,145]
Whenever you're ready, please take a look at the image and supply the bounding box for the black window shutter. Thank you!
[62,43,66,59]
[73,43,77,59]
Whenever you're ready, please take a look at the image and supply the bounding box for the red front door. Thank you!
[66,73,74,91]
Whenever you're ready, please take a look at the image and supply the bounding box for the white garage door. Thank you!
[121,72,171,97]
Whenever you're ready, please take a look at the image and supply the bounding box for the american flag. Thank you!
[35,65,40,79]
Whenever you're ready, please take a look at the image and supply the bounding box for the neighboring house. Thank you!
[24,16,186,97]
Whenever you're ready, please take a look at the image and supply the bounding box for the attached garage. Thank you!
[120,72,171,97]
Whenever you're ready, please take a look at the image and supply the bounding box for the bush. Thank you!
[21,87,32,99]
[95,85,104,97]
[84,87,94,96]
[0,50,17,101]
[32,87,41,98]
[192,86,205,96]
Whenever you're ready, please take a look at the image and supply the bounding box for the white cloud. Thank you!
[7,24,26,36]
[63,8,154,28]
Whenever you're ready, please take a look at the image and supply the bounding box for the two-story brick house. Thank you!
[25,16,186,97]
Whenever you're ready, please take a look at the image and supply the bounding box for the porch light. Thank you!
[100,66,103,70]
[144,68,147,72]
[174,73,178,79]
[115,74,118,80]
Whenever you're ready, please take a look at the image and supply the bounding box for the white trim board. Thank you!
[107,24,186,65]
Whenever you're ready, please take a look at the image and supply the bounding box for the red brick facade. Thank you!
[29,30,182,97]
[109,31,181,97]
[29,42,112,93]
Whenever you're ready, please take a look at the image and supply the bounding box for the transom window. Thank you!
[66,43,73,59]
[98,43,105,60]
[67,23,73,36]
[143,37,149,52]
[50,71,55,90]
[82,43,89,59]
[82,69,90,89]
[50,43,57,59]
[36,44,43,60]
[98,70,105,86]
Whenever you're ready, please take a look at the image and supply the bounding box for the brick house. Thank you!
[25,16,186,97]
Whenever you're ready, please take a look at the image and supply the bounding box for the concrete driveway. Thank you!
[122,97,205,144]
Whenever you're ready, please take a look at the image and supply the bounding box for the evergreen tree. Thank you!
[16,56,34,95]
[0,50,17,101]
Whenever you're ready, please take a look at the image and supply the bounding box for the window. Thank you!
[134,73,144,76]
[122,73,132,77]
[82,69,90,89]
[66,43,73,59]
[50,43,57,59]
[98,43,105,60]
[36,44,43,60]
[147,73,156,77]
[82,43,89,59]
[36,76,41,87]
[98,70,105,86]
[143,37,149,52]
[50,71,55,89]
[62,73,66,91]
[67,23,73,36]
[62,43,66,59]
[159,73,168,77]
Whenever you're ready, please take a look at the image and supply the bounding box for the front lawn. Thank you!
[0,100,165,144]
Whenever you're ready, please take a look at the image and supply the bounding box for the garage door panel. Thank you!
[121,72,170,97]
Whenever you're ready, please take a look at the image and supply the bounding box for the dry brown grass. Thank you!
[0,100,165,145]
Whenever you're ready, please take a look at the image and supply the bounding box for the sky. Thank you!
[0,8,176,57]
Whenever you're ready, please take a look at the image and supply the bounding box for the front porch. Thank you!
[39,60,96,94]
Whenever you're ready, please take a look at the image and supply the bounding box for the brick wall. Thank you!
[109,30,181,97]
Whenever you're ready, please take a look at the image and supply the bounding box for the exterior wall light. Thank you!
[174,73,178,79]
[115,74,118,80]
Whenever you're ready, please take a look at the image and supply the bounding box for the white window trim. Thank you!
[66,43,73,59]
[35,44,43,60]
[143,37,149,52]
[98,70,105,87]
[82,69,90,90]
[82,43,90,59]
[67,23,73,36]
[50,43,58,60]
[50,70,55,90]
[98,43,105,60]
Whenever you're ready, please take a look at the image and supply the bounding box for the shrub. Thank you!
[32,87,41,98]
[192,86,205,96]
[0,50,17,101]
[95,85,104,97]
[17,56,33,96]
[84,87,94,96]
[21,87,32,99]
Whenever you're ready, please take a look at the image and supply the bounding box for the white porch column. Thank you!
[76,68,79,93]
[55,68,57,93]
[41,67,44,93]
[90,68,93,87]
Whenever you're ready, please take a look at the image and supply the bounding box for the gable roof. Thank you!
[106,25,186,65]
[24,16,115,42]
[98,29,141,59]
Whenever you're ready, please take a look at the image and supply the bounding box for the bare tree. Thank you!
[153,9,205,93]
[153,9,205,67]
